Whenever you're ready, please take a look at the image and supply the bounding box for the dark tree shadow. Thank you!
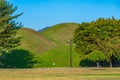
[101,57,120,67]
[112,59,120,67]
[0,49,38,68]
[79,59,96,67]
[80,57,120,67]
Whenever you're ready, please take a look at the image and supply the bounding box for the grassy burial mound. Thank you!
[39,23,80,67]
[40,23,79,44]
[16,23,80,67]
[17,28,55,55]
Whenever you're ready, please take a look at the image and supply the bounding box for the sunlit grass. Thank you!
[41,45,80,67]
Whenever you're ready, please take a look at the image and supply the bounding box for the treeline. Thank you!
[74,17,120,67]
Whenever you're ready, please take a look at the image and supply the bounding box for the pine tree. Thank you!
[0,0,23,53]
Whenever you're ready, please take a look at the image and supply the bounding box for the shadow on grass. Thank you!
[79,59,96,67]
[0,49,38,68]
[79,58,120,67]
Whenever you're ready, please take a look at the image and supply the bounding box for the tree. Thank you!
[74,18,120,67]
[0,0,23,54]
[95,18,120,67]
[0,49,38,68]
[87,50,106,67]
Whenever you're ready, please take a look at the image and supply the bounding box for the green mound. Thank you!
[17,28,55,55]
[40,23,80,67]
[40,23,79,44]
[17,23,80,67]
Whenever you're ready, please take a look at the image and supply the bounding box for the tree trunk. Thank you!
[109,60,112,68]
[96,62,100,68]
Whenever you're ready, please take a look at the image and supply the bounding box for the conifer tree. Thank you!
[0,0,23,53]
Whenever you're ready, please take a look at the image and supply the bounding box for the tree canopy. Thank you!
[73,17,120,67]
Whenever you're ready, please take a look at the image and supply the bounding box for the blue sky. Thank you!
[9,0,120,30]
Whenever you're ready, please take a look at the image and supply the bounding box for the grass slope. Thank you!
[40,23,80,67]
[41,45,80,67]
[17,28,55,55]
[40,23,79,44]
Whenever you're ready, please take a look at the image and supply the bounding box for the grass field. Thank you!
[41,45,80,67]
[0,68,120,80]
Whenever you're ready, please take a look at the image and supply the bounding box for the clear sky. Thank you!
[9,0,120,31]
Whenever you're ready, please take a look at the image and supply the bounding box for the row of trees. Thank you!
[74,17,120,67]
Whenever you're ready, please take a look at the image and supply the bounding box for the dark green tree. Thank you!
[0,0,23,54]
[74,18,120,67]
[0,49,38,68]
[95,18,120,67]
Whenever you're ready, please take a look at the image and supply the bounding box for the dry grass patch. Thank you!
[0,68,120,80]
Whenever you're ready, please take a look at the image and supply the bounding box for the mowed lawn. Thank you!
[0,68,120,80]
